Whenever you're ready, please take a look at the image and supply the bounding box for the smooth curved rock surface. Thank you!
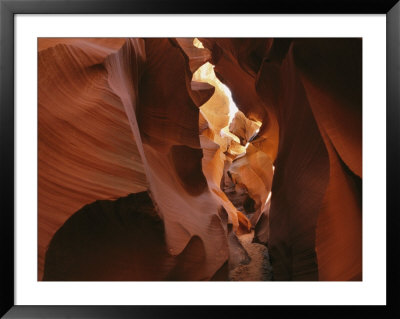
[39,37,362,282]
[39,38,231,281]
[43,192,212,281]
[104,38,229,280]
[229,110,260,146]
[38,39,147,280]
[200,38,362,281]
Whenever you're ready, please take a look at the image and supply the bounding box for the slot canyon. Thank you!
[38,37,362,281]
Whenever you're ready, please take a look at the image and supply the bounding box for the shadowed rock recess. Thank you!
[39,38,362,281]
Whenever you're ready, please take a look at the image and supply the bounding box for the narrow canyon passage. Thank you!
[38,37,362,281]
[191,38,274,280]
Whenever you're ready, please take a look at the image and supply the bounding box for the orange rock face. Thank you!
[200,38,362,281]
[43,191,221,281]
[39,38,232,281]
[229,111,260,146]
[98,38,229,280]
[39,37,362,281]
[38,39,147,280]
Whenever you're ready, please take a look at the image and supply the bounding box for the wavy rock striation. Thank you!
[39,37,362,281]
[41,38,234,281]
[200,38,362,281]
[38,39,147,280]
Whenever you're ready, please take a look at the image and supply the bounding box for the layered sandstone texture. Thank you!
[39,37,362,281]
[200,38,362,281]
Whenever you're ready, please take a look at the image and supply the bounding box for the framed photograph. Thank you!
[1,0,399,317]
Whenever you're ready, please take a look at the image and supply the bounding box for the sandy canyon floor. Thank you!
[229,231,272,281]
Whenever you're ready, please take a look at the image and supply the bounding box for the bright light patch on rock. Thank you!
[193,38,239,135]
[193,38,204,49]
[221,83,239,122]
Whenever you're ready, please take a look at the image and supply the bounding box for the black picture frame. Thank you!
[1,0,399,318]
